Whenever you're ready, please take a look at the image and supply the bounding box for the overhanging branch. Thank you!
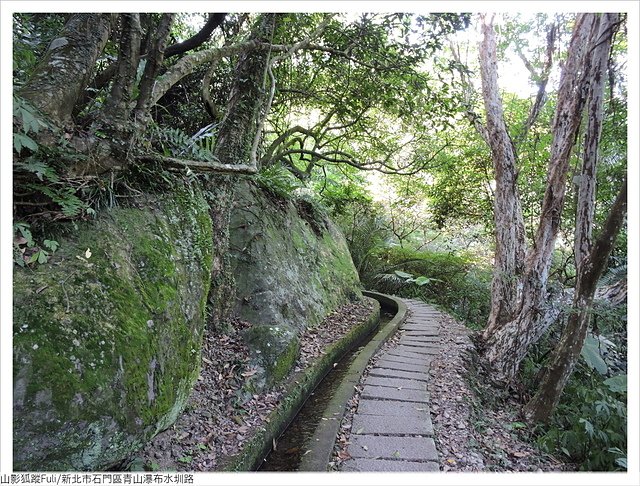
[136,155,257,174]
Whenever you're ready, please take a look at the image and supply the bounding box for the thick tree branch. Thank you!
[151,40,260,107]
[165,13,226,58]
[524,175,626,423]
[19,13,114,125]
[136,155,257,174]
[103,14,142,124]
[478,13,528,335]
[134,14,176,117]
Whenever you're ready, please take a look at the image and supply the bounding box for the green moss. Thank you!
[270,337,299,384]
[243,325,300,386]
[291,230,307,253]
[230,181,363,339]
[13,182,213,471]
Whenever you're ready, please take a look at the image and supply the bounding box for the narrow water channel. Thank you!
[258,308,395,471]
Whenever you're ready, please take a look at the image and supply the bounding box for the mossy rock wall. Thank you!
[229,182,362,383]
[13,185,213,471]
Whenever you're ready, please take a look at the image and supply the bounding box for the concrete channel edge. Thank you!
[221,296,382,471]
[297,291,408,471]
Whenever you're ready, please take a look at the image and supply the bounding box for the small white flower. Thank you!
[72,339,80,347]
[32,344,38,350]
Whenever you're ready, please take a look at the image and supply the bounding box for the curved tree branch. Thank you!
[165,13,226,58]
[251,14,336,166]
[150,39,261,107]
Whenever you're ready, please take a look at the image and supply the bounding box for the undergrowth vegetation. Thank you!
[521,298,628,471]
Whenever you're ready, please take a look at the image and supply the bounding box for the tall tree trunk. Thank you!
[524,14,621,421]
[478,14,527,338]
[19,13,114,125]
[524,176,626,422]
[205,14,277,332]
[103,14,142,126]
[480,14,606,382]
[134,14,176,121]
[574,14,618,268]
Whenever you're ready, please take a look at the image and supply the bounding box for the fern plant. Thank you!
[255,164,302,199]
[149,123,218,162]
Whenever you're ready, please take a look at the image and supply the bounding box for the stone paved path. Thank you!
[342,299,442,472]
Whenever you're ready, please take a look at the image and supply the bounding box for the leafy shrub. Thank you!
[13,222,59,266]
[333,200,392,277]
[535,364,627,471]
[522,299,627,471]
[368,247,491,328]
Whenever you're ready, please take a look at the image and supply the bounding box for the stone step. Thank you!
[342,458,439,472]
[348,435,438,462]
[394,345,440,356]
[363,375,426,390]
[386,348,435,362]
[360,384,429,403]
[400,334,440,342]
[377,353,427,367]
[357,399,430,417]
[375,359,430,374]
[351,413,433,436]
[400,338,441,348]
[400,326,439,334]
[368,367,430,382]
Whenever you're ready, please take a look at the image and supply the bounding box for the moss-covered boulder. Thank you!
[242,324,300,388]
[229,182,362,384]
[13,185,213,471]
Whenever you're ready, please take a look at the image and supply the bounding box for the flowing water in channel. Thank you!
[259,309,395,471]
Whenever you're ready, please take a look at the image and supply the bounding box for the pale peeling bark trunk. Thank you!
[19,14,114,125]
[478,14,527,338]
[574,14,614,268]
[524,14,621,421]
[481,14,603,382]
[206,14,277,332]
[525,175,626,422]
